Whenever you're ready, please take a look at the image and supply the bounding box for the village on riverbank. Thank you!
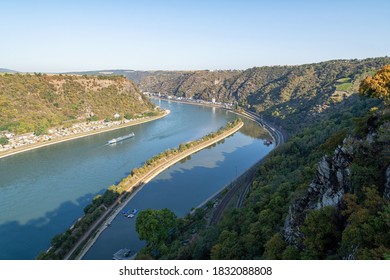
[0,110,169,159]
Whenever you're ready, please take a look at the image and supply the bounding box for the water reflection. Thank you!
[83,128,273,259]
[240,117,271,139]
[0,100,272,259]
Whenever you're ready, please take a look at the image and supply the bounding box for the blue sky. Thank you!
[1,0,389,72]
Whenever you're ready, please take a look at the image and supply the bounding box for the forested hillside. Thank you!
[64,69,163,84]
[139,57,390,131]
[0,74,155,135]
[135,64,390,260]
[64,58,390,133]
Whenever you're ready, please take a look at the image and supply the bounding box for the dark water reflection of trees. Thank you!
[240,118,271,140]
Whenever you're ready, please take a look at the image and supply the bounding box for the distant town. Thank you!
[143,92,235,109]
[0,115,149,153]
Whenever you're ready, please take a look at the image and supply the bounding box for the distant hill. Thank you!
[0,68,17,73]
[0,73,156,134]
[63,69,170,84]
[59,57,390,131]
[138,57,390,131]
[62,57,390,132]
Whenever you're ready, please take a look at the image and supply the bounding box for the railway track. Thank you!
[209,110,286,225]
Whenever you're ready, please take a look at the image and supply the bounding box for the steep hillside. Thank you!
[281,109,389,259]
[0,73,155,135]
[139,57,390,131]
[63,58,390,134]
[135,65,390,260]
[140,70,241,100]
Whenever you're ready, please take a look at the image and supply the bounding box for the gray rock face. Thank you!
[384,166,390,200]
[366,132,377,145]
[283,137,354,246]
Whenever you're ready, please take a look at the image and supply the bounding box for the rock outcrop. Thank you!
[384,165,390,200]
[283,137,355,246]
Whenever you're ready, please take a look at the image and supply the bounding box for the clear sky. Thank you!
[1,0,389,72]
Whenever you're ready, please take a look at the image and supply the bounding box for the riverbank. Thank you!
[153,96,288,144]
[74,120,243,260]
[150,95,231,109]
[34,120,243,259]
[0,110,169,160]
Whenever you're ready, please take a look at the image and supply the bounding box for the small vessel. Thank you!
[108,132,135,145]
[113,248,132,260]
[264,139,273,145]
[127,209,139,219]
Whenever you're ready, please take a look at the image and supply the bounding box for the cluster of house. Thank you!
[0,116,138,153]
[143,92,234,108]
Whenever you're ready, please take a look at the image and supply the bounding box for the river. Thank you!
[0,99,274,260]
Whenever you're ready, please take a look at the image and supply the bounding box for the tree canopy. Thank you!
[136,208,177,248]
[360,64,390,103]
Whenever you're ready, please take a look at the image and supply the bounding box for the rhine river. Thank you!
[0,99,274,259]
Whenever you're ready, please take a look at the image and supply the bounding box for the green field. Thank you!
[335,82,353,91]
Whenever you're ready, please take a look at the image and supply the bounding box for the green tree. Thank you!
[210,230,243,259]
[301,206,340,259]
[264,233,286,259]
[179,143,186,151]
[359,65,390,103]
[339,188,390,259]
[0,136,8,145]
[136,208,177,250]
[34,119,49,136]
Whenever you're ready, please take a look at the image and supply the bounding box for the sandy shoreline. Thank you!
[0,111,169,160]
[74,121,244,260]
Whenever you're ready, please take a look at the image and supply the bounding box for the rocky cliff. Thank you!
[283,136,355,246]
[385,166,390,200]
[283,111,390,253]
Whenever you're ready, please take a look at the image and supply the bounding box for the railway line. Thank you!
[209,110,286,225]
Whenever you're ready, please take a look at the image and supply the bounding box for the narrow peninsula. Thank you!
[37,119,244,260]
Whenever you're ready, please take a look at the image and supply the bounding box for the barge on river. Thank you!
[108,132,135,145]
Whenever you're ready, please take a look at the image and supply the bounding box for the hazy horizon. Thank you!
[2,56,390,74]
[1,0,389,72]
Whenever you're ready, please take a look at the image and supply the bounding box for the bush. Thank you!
[0,136,8,145]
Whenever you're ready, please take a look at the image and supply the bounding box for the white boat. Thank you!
[113,248,132,260]
[127,209,139,219]
[108,132,135,145]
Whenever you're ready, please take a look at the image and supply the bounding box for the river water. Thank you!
[0,99,273,260]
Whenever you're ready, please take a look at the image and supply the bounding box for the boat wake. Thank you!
[107,132,135,145]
